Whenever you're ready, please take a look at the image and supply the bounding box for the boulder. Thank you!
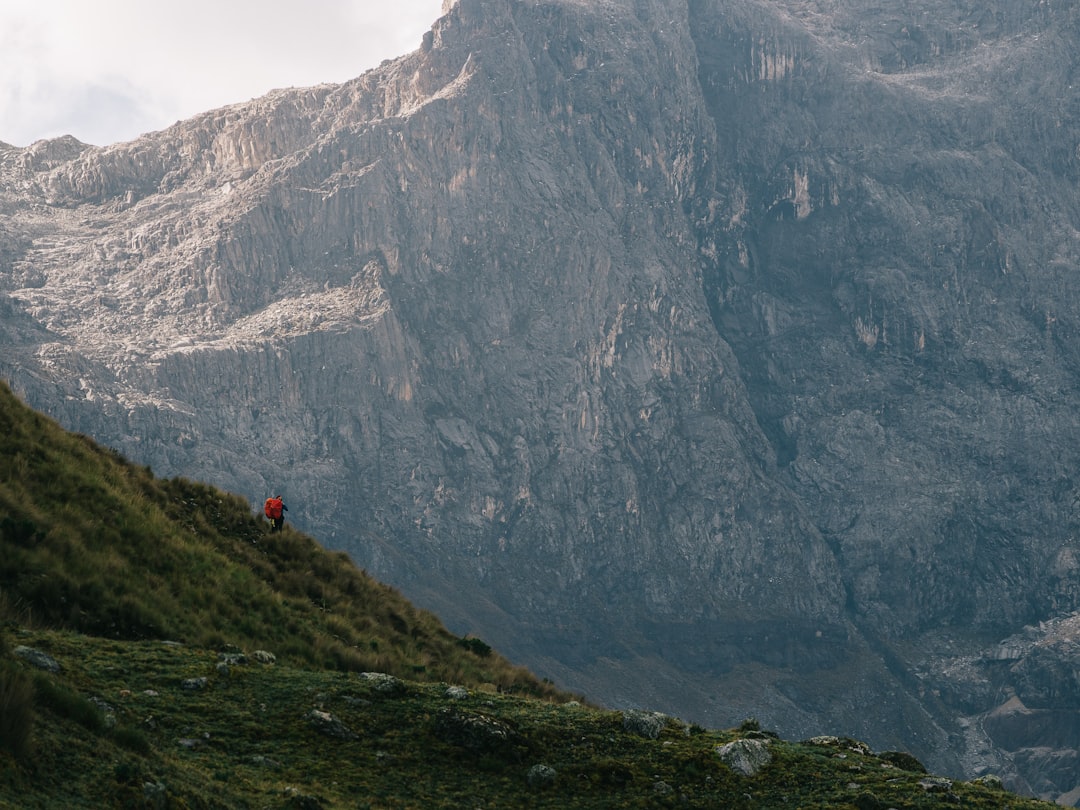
[13,646,60,673]
[716,738,773,777]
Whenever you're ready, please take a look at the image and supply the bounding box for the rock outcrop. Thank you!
[3,0,1080,800]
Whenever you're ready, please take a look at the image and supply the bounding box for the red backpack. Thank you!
[264,497,283,519]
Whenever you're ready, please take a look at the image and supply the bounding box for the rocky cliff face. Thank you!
[3,0,1080,800]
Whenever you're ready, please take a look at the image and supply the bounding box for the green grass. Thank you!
[0,380,1059,808]
[0,627,1054,809]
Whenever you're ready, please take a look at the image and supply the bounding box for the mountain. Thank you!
[3,0,1080,800]
[2,380,1047,809]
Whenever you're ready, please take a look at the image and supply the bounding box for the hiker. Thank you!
[264,495,288,532]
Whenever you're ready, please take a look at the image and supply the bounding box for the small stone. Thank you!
[622,709,668,739]
[805,735,841,747]
[434,708,518,753]
[143,781,168,810]
[89,696,114,713]
[89,696,117,727]
[973,774,1004,790]
[359,672,406,696]
[13,646,60,672]
[527,763,557,788]
[918,776,953,793]
[306,709,358,740]
[249,754,283,769]
[716,738,773,777]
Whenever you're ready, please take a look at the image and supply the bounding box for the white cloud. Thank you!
[0,0,445,146]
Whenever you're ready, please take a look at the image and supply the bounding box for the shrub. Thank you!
[113,758,142,785]
[32,674,104,733]
[0,516,43,548]
[112,725,151,755]
[458,636,493,658]
[0,662,35,759]
[878,750,927,773]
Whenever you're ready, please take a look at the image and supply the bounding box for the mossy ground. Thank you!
[1,628,1056,810]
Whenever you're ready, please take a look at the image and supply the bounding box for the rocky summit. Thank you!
[2,0,1080,801]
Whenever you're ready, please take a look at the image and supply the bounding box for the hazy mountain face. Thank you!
[3,0,1080,798]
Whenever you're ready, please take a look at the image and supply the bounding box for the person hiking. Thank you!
[264,495,288,532]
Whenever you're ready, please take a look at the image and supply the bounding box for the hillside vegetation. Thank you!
[0,380,1054,808]
[0,380,551,693]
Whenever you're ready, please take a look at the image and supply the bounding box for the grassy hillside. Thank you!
[0,381,1056,808]
[0,380,553,693]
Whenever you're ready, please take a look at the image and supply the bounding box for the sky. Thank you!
[0,0,446,147]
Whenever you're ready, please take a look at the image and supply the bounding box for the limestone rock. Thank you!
[13,646,60,672]
[306,709,358,741]
[622,710,669,740]
[433,709,520,756]
[359,672,406,696]
[526,763,557,788]
[716,739,772,777]
[918,776,953,793]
